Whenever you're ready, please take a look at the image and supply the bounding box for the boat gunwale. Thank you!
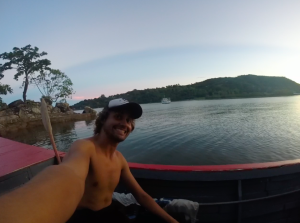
[59,152,300,172]
[128,159,300,172]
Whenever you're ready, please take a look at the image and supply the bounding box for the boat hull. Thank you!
[115,163,300,222]
[0,157,57,196]
[1,138,300,222]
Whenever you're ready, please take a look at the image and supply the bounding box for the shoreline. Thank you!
[137,94,300,106]
[0,113,96,136]
[73,94,300,109]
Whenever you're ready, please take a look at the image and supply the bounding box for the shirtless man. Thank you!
[63,98,178,223]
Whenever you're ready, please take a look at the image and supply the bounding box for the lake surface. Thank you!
[4,96,300,165]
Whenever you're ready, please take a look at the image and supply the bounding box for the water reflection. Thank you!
[3,122,79,152]
[3,96,300,165]
[85,120,94,126]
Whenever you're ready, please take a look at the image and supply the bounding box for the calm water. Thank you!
[4,96,300,165]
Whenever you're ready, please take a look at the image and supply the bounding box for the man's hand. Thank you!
[119,154,179,223]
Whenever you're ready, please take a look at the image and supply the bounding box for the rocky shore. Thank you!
[0,100,97,135]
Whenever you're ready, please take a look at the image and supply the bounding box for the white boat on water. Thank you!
[161,97,171,104]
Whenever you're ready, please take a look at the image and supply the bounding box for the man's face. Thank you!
[102,110,134,143]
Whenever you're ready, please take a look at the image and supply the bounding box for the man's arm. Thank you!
[0,140,92,223]
[120,154,179,223]
[62,139,92,179]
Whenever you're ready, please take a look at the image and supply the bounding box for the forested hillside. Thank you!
[72,75,300,109]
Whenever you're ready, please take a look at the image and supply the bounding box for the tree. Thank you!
[0,64,13,105]
[30,69,75,103]
[0,45,51,102]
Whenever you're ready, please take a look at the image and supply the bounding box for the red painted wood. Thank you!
[128,160,300,172]
[0,137,64,177]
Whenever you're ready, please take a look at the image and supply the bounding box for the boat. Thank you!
[2,136,300,222]
[161,97,171,104]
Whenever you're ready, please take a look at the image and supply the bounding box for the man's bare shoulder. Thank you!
[64,138,95,160]
[115,151,128,169]
[60,138,94,181]
[70,138,95,151]
[115,150,125,159]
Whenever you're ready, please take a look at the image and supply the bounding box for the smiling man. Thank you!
[64,98,178,223]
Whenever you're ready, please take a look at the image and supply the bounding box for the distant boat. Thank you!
[161,97,171,104]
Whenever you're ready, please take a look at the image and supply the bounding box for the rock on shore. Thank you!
[0,99,97,135]
[83,106,97,115]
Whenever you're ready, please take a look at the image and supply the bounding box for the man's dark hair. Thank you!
[94,106,135,135]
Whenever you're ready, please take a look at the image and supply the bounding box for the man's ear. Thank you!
[130,121,135,132]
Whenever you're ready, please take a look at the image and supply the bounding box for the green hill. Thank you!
[72,75,300,109]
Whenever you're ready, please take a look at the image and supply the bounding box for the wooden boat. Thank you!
[1,137,300,222]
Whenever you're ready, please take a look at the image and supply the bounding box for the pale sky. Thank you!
[1,0,300,105]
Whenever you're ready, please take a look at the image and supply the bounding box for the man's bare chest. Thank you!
[86,156,122,190]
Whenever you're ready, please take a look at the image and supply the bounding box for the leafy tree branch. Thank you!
[0,63,13,106]
[0,45,51,101]
[30,69,75,103]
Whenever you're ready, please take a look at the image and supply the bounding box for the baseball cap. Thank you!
[108,98,142,119]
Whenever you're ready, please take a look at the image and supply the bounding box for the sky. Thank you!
[1,0,300,105]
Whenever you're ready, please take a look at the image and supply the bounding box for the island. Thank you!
[72,75,300,110]
[0,100,96,135]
